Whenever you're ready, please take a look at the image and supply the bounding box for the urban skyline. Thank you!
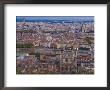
[16,16,94,74]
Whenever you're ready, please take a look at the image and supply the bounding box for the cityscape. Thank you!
[16,16,94,74]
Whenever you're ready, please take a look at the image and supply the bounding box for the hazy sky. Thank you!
[16,16,94,21]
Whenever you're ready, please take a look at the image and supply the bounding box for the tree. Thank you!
[16,43,34,48]
[84,37,92,44]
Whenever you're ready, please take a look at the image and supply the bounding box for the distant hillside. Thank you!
[16,16,94,22]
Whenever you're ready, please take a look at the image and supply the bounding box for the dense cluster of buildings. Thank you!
[16,20,94,74]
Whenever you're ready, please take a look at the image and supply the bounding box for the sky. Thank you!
[16,16,94,21]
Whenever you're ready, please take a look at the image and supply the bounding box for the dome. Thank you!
[46,36,52,41]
